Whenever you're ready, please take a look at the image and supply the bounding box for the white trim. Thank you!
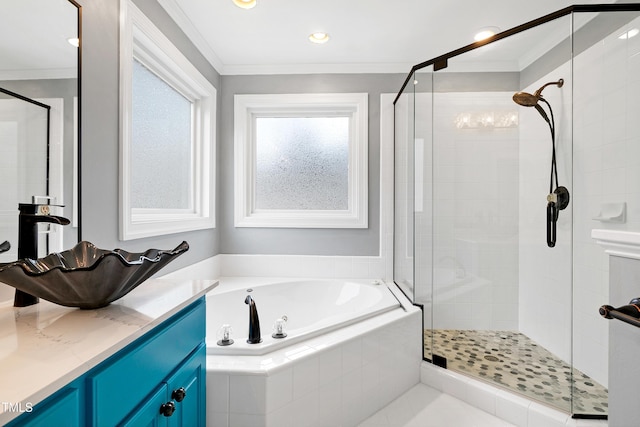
[234,93,368,229]
[72,97,78,228]
[592,229,640,260]
[221,62,415,76]
[119,0,216,240]
[156,0,225,73]
[380,93,396,280]
[0,68,77,81]
[40,98,65,253]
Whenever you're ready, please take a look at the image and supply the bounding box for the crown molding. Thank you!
[157,0,225,72]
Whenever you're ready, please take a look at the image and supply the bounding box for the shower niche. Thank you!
[394,4,640,418]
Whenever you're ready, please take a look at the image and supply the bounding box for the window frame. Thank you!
[234,93,368,228]
[119,0,216,240]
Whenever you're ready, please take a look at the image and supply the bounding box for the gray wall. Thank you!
[608,255,640,426]
[79,0,221,273]
[79,0,404,268]
[220,74,404,256]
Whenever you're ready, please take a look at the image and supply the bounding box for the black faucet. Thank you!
[15,203,70,307]
[244,295,262,344]
[0,241,10,254]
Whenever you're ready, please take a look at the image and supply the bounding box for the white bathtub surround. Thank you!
[420,363,607,427]
[206,278,422,427]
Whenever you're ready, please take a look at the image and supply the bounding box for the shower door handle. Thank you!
[547,201,557,248]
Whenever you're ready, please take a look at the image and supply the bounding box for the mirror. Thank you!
[0,0,80,262]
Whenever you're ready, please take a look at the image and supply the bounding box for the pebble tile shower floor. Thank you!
[425,329,608,415]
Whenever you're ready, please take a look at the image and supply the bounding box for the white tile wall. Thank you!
[518,60,583,375]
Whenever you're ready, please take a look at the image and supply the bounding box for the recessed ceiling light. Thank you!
[309,32,330,44]
[232,0,256,9]
[619,28,639,39]
[67,37,79,47]
[474,27,500,42]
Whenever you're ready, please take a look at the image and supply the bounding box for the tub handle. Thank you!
[272,316,288,339]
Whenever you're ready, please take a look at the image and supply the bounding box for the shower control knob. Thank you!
[159,401,175,417]
[172,387,186,402]
[554,186,570,210]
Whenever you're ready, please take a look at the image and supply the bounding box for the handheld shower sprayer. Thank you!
[512,79,564,105]
[513,79,569,248]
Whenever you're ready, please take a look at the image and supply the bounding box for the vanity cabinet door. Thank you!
[118,344,206,427]
[5,384,82,427]
[119,384,169,427]
[166,344,206,427]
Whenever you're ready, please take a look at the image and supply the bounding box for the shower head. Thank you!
[512,91,539,107]
[512,79,564,107]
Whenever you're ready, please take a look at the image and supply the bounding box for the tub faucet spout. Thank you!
[244,295,262,344]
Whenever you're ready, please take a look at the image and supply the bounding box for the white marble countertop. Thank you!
[0,278,217,425]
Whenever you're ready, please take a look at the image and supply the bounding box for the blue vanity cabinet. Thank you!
[5,381,84,427]
[5,298,206,427]
[89,298,206,426]
[119,343,207,427]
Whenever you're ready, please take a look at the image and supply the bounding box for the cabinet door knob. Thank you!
[160,401,176,417]
[172,387,187,402]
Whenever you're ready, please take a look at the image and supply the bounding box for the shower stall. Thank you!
[394,4,640,418]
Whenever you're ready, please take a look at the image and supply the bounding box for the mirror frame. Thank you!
[71,0,82,242]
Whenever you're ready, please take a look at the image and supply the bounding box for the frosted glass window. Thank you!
[119,0,216,240]
[131,59,192,209]
[255,117,349,210]
[234,93,368,228]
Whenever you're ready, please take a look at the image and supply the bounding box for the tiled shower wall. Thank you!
[573,16,640,386]
[519,15,640,387]
[421,92,520,331]
[517,62,574,369]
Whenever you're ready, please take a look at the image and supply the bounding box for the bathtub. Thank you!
[205,277,423,427]
[206,278,400,355]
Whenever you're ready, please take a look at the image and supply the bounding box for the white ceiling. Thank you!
[1,0,77,80]
[158,0,619,75]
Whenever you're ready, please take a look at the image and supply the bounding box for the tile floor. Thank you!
[425,329,608,415]
[357,383,515,427]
